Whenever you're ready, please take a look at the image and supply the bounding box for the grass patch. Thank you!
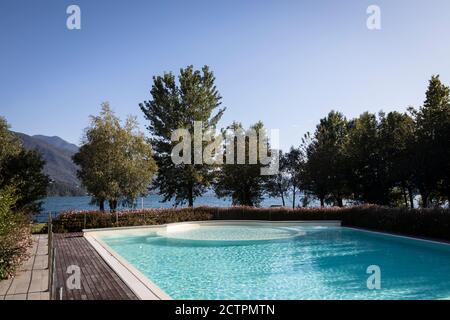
[31,223,47,234]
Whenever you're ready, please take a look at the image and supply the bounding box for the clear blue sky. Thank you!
[1,0,450,151]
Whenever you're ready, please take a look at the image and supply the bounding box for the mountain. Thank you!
[32,135,79,153]
[14,132,85,196]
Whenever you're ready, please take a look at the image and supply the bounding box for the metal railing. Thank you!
[47,213,58,300]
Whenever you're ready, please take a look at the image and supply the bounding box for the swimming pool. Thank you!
[86,221,450,300]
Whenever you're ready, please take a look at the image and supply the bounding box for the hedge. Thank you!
[0,189,32,280]
[51,205,450,242]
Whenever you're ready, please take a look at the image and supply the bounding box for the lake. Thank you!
[33,194,287,222]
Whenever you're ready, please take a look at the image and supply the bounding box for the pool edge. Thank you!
[84,234,172,300]
[83,219,342,233]
[344,226,450,247]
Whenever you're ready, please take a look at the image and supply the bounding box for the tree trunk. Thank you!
[407,186,414,209]
[109,200,117,212]
[402,186,408,208]
[99,200,105,212]
[277,182,285,207]
[292,186,296,209]
[188,184,194,207]
[320,197,325,207]
[421,192,429,208]
[337,197,343,207]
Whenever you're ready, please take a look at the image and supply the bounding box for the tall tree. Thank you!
[345,112,391,205]
[214,122,270,207]
[301,111,349,207]
[283,147,304,208]
[140,65,225,207]
[378,111,415,207]
[266,148,303,208]
[265,151,289,206]
[73,103,157,211]
[410,75,450,207]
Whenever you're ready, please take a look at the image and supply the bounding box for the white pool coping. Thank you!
[84,220,342,300]
[346,226,450,247]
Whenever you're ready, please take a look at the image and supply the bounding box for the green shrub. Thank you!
[52,207,214,233]
[31,223,48,234]
[0,187,32,280]
[52,205,450,242]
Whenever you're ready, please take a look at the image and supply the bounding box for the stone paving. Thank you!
[0,234,50,300]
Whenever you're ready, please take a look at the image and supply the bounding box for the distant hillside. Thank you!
[33,135,79,153]
[14,132,85,196]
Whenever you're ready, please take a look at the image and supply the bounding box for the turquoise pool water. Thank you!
[99,224,450,300]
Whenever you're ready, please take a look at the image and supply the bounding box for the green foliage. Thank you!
[0,117,49,214]
[52,206,450,242]
[265,151,289,206]
[343,111,418,207]
[1,150,50,213]
[52,208,214,233]
[345,112,389,205]
[140,65,225,207]
[0,186,32,280]
[297,75,450,208]
[73,103,157,211]
[266,148,303,208]
[409,75,450,207]
[0,117,22,164]
[301,111,349,206]
[214,122,269,206]
[378,111,416,207]
[31,223,48,234]
[301,110,418,207]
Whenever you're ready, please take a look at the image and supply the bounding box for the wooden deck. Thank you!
[54,233,138,300]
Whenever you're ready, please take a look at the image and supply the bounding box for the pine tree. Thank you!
[140,66,225,207]
[411,75,450,207]
[301,111,349,207]
[214,122,269,207]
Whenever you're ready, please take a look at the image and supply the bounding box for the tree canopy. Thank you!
[73,103,157,211]
[214,122,271,207]
[0,117,49,213]
[140,65,225,207]
[297,75,450,208]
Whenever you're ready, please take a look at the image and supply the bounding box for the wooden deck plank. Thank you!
[61,236,105,300]
[54,233,138,300]
[76,237,108,300]
[57,235,79,300]
[87,244,128,299]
